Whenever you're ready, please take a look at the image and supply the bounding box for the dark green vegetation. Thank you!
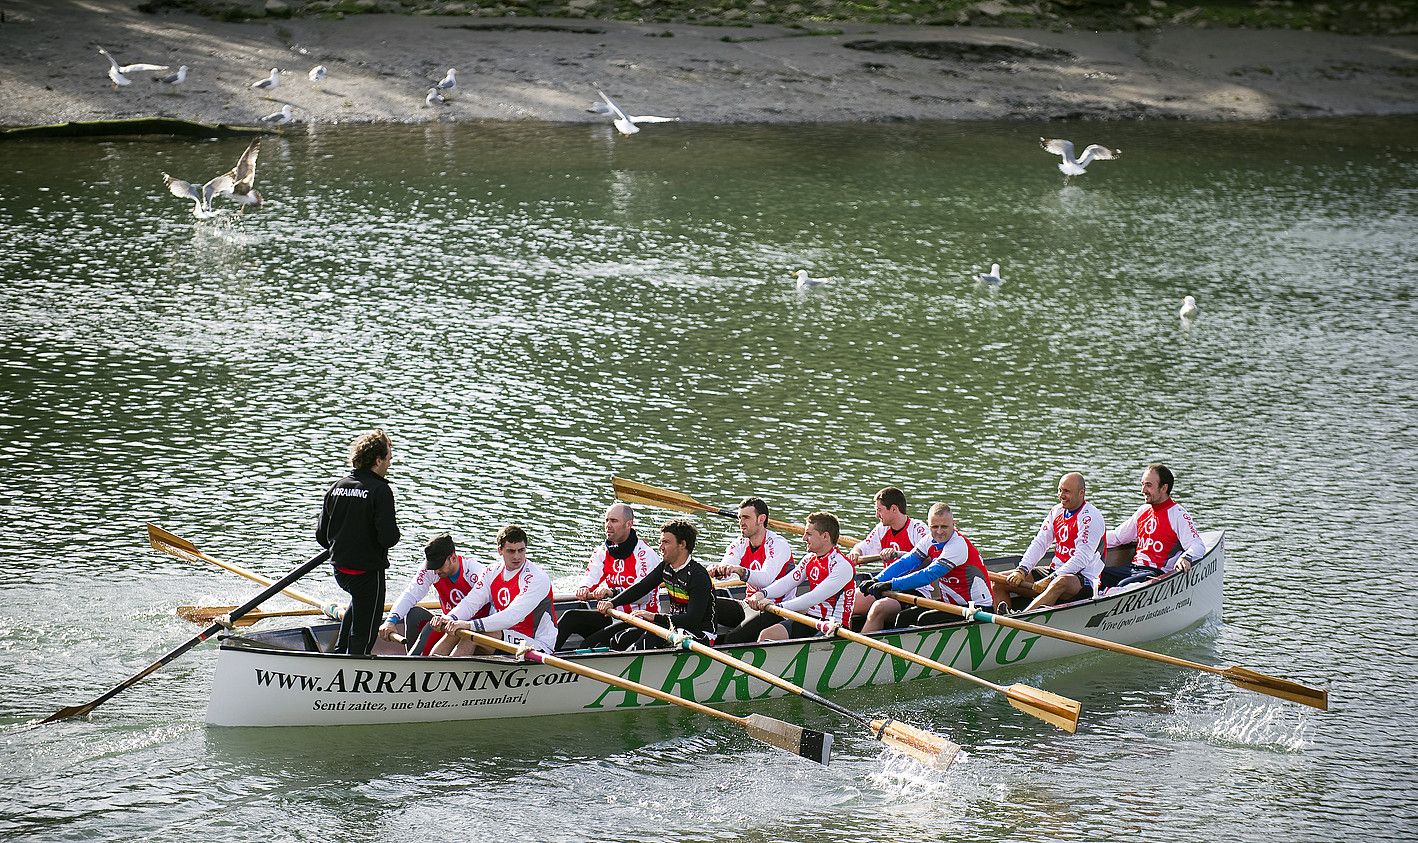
[134,0,1418,35]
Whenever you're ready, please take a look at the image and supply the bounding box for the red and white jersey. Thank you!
[721,530,795,597]
[388,554,486,620]
[450,558,558,652]
[761,547,857,624]
[855,518,929,558]
[932,531,994,607]
[1107,500,1204,572]
[581,538,660,613]
[1018,502,1105,581]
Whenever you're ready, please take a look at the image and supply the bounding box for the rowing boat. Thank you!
[205,531,1225,726]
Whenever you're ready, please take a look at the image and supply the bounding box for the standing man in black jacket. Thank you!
[316,429,400,655]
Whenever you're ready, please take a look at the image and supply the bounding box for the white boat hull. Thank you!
[206,531,1225,727]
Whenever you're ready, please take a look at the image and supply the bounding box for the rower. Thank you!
[1000,472,1106,612]
[858,502,994,631]
[554,502,661,651]
[847,486,928,628]
[1101,463,1206,590]
[588,519,717,650]
[378,532,486,655]
[430,525,557,655]
[745,512,856,642]
[706,496,795,643]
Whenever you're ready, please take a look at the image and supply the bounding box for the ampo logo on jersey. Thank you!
[1057,523,1071,543]
[496,586,512,606]
[611,558,626,575]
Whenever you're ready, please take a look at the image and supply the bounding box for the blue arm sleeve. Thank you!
[878,547,930,581]
[888,558,957,593]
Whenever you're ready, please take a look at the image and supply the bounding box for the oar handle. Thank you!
[605,609,867,726]
[454,628,741,724]
[763,603,1007,694]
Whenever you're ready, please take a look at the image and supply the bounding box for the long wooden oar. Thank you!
[177,605,328,626]
[149,523,329,610]
[606,609,959,768]
[759,603,1080,733]
[42,548,331,723]
[886,591,1329,711]
[451,628,833,764]
[612,477,865,547]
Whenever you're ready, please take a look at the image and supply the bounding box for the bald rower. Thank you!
[1000,472,1106,611]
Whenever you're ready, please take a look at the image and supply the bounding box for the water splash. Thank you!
[1163,676,1312,753]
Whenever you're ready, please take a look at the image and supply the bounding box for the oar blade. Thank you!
[148,522,200,556]
[611,476,715,514]
[41,703,95,724]
[743,713,834,765]
[1004,684,1082,733]
[1221,666,1329,711]
[870,718,961,769]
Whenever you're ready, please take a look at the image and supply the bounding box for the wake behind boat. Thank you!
[205,532,1226,727]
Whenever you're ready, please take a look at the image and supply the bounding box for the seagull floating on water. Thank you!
[97,46,168,89]
[434,68,457,97]
[591,89,680,137]
[973,263,1004,285]
[425,87,448,107]
[308,65,327,83]
[1040,137,1121,177]
[1179,295,1199,320]
[153,65,188,85]
[260,104,294,125]
[162,138,263,218]
[794,269,827,290]
[252,68,280,92]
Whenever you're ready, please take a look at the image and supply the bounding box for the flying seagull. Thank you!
[153,65,188,85]
[308,65,327,83]
[1040,138,1121,177]
[973,263,1004,285]
[434,68,457,96]
[97,46,168,89]
[591,89,680,136]
[1179,295,1199,320]
[795,269,826,290]
[252,68,280,92]
[425,87,448,107]
[259,104,293,125]
[161,138,262,218]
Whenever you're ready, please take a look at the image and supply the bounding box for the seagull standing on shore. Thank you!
[252,68,280,92]
[308,65,327,83]
[153,65,188,85]
[591,89,680,137]
[1180,295,1199,320]
[425,87,448,107]
[1041,137,1120,178]
[434,68,457,98]
[97,46,168,89]
[260,104,294,125]
[973,263,1005,285]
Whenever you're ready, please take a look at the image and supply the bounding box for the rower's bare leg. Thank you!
[470,630,504,656]
[757,622,790,643]
[1024,575,1082,612]
[429,631,457,657]
[862,597,902,633]
[852,590,875,618]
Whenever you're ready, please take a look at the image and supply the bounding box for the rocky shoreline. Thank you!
[1,0,1414,128]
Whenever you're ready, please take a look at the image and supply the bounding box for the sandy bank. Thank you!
[1,0,1415,128]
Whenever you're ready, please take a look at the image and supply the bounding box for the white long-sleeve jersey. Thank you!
[1017,501,1105,582]
[1107,500,1205,572]
[449,558,557,652]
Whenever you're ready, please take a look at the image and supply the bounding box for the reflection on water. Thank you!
[1,117,1416,840]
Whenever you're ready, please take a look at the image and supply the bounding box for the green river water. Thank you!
[1,117,1415,840]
